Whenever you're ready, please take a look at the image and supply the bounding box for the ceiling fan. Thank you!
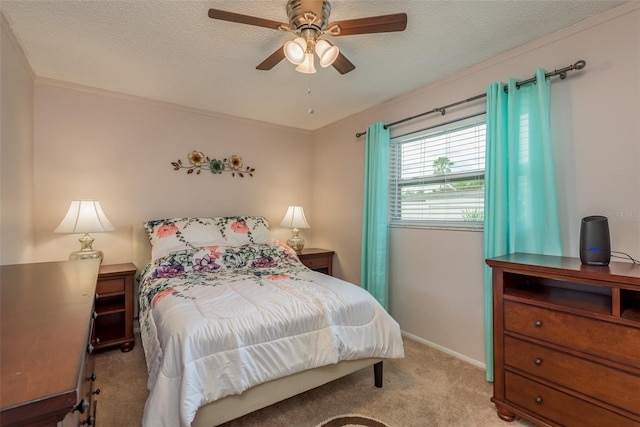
[208,0,407,75]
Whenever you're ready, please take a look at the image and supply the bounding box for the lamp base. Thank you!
[287,228,305,253]
[70,233,104,263]
[69,249,104,262]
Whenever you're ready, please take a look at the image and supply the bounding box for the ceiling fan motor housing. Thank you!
[286,0,331,31]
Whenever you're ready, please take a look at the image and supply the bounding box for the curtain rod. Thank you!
[355,60,586,138]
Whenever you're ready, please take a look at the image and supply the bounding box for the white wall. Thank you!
[31,82,315,265]
[1,14,35,265]
[313,3,640,366]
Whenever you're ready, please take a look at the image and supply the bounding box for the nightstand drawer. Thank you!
[504,301,640,367]
[302,257,329,269]
[504,336,640,413]
[297,249,334,276]
[97,278,125,295]
[505,372,638,427]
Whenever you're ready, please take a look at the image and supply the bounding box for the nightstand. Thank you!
[297,248,334,276]
[93,263,136,352]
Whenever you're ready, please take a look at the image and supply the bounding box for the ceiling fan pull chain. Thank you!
[307,76,314,114]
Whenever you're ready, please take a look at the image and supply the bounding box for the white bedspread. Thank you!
[139,253,404,427]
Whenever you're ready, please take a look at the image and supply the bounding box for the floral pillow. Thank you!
[214,216,273,246]
[144,217,227,260]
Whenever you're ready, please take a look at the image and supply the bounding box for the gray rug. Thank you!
[316,414,390,427]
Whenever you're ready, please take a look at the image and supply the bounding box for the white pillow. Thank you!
[214,216,273,246]
[144,217,227,260]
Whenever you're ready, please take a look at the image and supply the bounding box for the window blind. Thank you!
[389,117,486,230]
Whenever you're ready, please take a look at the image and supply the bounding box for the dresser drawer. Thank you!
[504,301,640,367]
[97,277,125,294]
[505,336,640,414]
[505,372,638,427]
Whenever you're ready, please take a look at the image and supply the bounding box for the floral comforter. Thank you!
[138,243,404,427]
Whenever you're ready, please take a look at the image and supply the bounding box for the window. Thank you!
[389,117,486,230]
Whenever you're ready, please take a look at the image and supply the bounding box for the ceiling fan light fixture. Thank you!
[284,37,307,65]
[315,39,339,67]
[295,53,317,74]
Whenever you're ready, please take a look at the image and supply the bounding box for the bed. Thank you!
[134,216,404,427]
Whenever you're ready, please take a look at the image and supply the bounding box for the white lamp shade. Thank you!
[54,200,115,234]
[280,206,310,229]
[295,53,316,74]
[315,40,339,68]
[284,37,307,65]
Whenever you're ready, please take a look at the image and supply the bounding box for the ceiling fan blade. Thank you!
[332,52,356,75]
[330,13,407,36]
[256,47,286,71]
[208,9,285,30]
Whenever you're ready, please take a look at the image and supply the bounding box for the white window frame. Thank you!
[389,115,486,231]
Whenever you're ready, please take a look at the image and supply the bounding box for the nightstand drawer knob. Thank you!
[92,311,98,319]
[535,396,543,405]
[534,358,542,366]
[534,320,543,327]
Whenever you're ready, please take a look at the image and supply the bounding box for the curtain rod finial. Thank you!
[574,60,586,70]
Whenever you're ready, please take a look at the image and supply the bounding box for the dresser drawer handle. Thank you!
[73,399,89,414]
[87,343,94,354]
[534,358,542,366]
[534,320,542,327]
[80,415,95,426]
[86,373,97,382]
[535,396,543,405]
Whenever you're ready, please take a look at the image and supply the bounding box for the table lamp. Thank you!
[280,206,310,252]
[54,200,115,262]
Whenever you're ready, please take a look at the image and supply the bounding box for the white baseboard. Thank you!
[401,330,486,371]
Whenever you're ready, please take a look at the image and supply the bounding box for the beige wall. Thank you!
[313,3,640,366]
[31,82,314,265]
[1,14,35,265]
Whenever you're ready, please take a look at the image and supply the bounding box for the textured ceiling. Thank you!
[1,1,627,131]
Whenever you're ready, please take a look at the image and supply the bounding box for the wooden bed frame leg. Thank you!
[373,361,383,388]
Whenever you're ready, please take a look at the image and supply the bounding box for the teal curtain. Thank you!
[361,122,390,310]
[483,69,563,381]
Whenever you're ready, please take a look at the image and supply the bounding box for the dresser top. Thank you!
[1,260,99,414]
[487,252,640,287]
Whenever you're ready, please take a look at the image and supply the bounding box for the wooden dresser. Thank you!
[0,260,100,427]
[487,253,640,426]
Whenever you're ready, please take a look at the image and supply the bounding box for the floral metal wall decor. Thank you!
[172,151,255,177]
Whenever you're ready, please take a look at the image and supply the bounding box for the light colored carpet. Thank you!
[94,335,535,427]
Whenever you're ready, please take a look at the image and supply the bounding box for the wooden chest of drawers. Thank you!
[487,253,640,426]
[0,260,100,427]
